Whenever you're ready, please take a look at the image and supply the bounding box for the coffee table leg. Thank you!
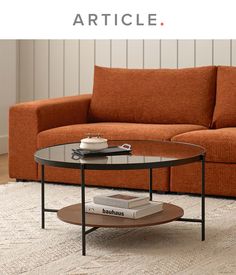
[201,155,205,241]
[177,155,206,241]
[41,165,45,229]
[81,165,86,255]
[149,168,153,201]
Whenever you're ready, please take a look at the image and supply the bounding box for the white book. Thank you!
[93,193,149,209]
[85,201,163,219]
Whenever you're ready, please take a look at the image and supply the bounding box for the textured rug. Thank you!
[0,182,236,275]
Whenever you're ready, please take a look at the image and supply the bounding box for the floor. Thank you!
[0,154,14,184]
[1,182,236,274]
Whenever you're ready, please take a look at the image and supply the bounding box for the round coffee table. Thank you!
[35,140,206,256]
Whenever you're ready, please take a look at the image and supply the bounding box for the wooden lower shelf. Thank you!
[57,203,184,228]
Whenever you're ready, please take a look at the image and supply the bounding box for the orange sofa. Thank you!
[9,65,236,197]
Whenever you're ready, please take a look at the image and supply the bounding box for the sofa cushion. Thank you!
[212,66,236,128]
[37,122,206,148]
[89,66,217,127]
[171,162,236,196]
[172,128,236,163]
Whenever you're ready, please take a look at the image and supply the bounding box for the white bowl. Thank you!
[80,136,108,151]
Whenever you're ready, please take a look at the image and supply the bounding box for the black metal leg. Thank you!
[149,168,153,201]
[201,155,205,241]
[81,165,86,256]
[41,165,45,229]
[177,155,206,242]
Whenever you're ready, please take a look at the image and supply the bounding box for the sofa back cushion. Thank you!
[88,66,217,127]
[212,66,236,128]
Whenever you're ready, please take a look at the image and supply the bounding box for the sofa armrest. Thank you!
[9,94,91,180]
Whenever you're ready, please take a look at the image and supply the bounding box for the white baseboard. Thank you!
[0,135,8,154]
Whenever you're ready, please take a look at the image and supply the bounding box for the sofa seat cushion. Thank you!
[212,66,236,128]
[172,128,236,163]
[37,122,206,148]
[89,66,217,127]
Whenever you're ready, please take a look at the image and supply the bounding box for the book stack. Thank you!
[85,194,163,219]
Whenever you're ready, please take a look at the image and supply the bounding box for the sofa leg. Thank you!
[156,190,170,195]
[16,179,28,182]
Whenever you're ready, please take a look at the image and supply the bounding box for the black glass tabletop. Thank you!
[34,140,205,170]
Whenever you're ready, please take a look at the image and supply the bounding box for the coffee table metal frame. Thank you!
[35,141,206,256]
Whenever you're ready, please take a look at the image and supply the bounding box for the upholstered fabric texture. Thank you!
[89,66,217,127]
[8,65,236,197]
[212,66,236,128]
[171,162,236,196]
[39,166,169,191]
[37,123,206,148]
[9,94,91,180]
[172,128,236,163]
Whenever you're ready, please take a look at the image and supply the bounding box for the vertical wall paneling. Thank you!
[160,40,178,68]
[111,40,127,68]
[19,40,34,102]
[195,40,213,66]
[144,40,160,68]
[16,40,20,103]
[127,40,143,68]
[232,40,236,66]
[65,40,79,96]
[213,40,231,65]
[34,40,49,100]
[18,39,236,103]
[49,40,64,98]
[79,40,95,94]
[0,40,17,154]
[95,40,111,67]
[178,40,195,68]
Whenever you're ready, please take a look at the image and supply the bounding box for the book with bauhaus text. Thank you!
[93,194,149,209]
[85,201,163,219]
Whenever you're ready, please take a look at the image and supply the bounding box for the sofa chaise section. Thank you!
[170,66,236,197]
[171,128,236,196]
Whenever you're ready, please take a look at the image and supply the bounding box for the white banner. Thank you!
[0,0,235,39]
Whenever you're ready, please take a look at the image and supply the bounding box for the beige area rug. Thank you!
[0,182,236,275]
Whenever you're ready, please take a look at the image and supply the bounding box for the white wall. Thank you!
[0,40,17,154]
[17,39,236,101]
